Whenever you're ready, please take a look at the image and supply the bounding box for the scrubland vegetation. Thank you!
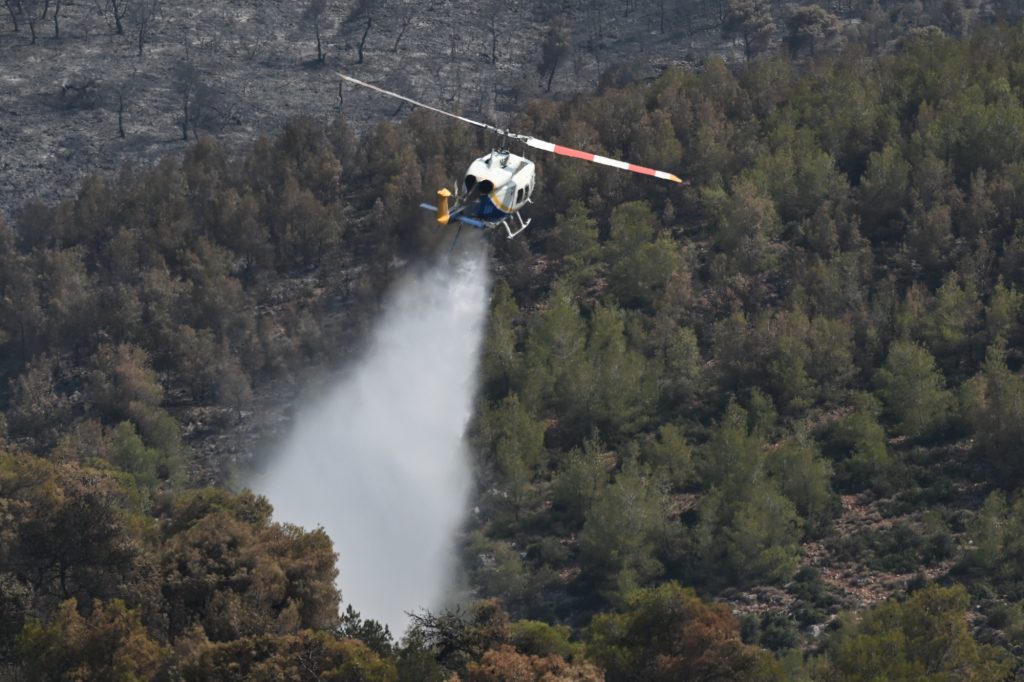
[8,20,1024,681]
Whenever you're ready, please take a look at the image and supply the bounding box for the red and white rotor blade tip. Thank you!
[526,138,684,184]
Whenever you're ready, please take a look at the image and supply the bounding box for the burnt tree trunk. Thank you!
[117,92,126,138]
[51,0,60,38]
[180,88,191,140]
[4,0,20,32]
[487,17,498,63]
[392,11,413,52]
[357,14,371,64]
[314,19,323,61]
[112,0,125,34]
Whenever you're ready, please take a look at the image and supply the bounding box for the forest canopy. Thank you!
[7,22,1024,680]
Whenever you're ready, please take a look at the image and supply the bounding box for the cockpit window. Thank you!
[478,180,494,194]
[465,175,476,193]
[517,187,525,203]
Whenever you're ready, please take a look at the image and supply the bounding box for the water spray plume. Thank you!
[252,244,491,635]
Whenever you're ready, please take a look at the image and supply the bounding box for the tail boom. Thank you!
[418,203,487,229]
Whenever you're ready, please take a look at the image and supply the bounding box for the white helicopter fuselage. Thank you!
[463,150,536,222]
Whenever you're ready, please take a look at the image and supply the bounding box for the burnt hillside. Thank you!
[0,0,1000,218]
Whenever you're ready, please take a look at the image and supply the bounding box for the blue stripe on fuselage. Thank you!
[474,196,508,222]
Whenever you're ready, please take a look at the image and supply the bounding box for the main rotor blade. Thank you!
[337,72,684,184]
[337,72,527,142]
[526,138,684,184]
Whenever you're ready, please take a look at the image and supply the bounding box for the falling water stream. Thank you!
[252,244,490,635]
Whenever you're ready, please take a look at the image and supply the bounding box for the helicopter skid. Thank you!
[502,212,530,239]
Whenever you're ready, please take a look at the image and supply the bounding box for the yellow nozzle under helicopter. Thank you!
[436,188,452,225]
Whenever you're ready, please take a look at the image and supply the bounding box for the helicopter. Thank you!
[337,73,684,240]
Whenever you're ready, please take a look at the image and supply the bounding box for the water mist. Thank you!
[252,244,490,635]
